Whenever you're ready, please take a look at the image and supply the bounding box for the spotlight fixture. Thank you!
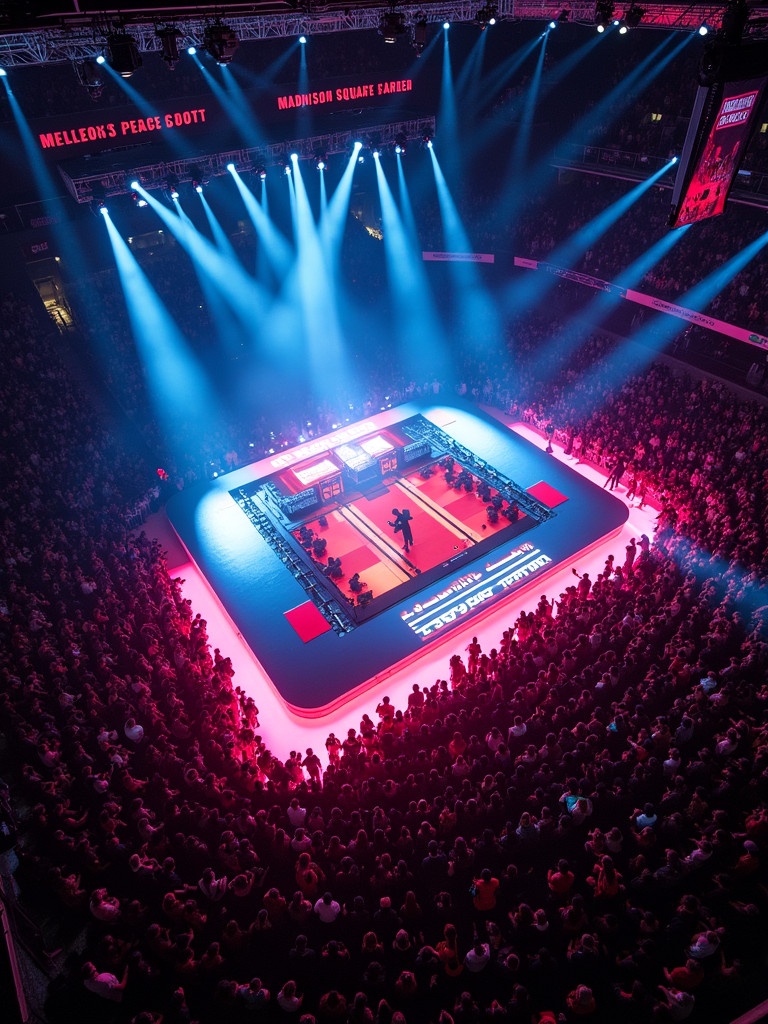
[594,0,614,29]
[164,175,180,200]
[394,132,407,155]
[624,4,645,28]
[189,164,209,192]
[549,20,557,29]
[95,55,106,64]
[379,5,406,44]
[475,4,498,30]
[257,167,267,180]
[226,162,236,172]
[203,20,239,65]
[372,148,381,159]
[557,8,570,21]
[106,32,142,78]
[97,201,109,215]
[129,179,140,190]
[187,46,197,55]
[299,35,307,44]
[315,153,327,170]
[619,20,628,33]
[157,26,182,69]
[75,59,104,99]
[412,16,427,54]
[720,0,749,44]
[443,21,450,30]
[698,23,709,35]
[0,67,7,77]
[131,191,148,208]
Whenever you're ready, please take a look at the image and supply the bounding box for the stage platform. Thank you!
[166,401,628,715]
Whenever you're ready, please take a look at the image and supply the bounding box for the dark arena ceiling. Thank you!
[1,1,768,68]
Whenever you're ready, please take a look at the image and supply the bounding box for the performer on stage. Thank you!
[388,508,414,553]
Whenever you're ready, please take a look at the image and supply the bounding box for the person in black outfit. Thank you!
[388,508,414,553]
[604,452,626,491]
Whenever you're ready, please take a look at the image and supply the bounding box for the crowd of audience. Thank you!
[1,25,767,1024]
[1,257,768,1024]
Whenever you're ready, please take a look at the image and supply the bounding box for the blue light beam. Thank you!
[510,31,547,173]
[285,157,358,407]
[529,224,692,380]
[573,227,768,403]
[374,154,452,382]
[99,209,221,464]
[194,56,267,151]
[428,146,502,354]
[438,20,458,159]
[228,165,293,278]
[132,182,272,326]
[318,143,363,266]
[504,157,679,317]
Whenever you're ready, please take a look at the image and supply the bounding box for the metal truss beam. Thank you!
[0,3,763,69]
[57,114,436,202]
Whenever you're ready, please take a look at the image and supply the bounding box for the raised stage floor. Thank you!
[166,401,630,716]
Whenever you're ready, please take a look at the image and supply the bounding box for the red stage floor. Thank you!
[291,458,524,606]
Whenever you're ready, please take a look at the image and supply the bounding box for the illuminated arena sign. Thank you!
[276,78,413,110]
[38,107,208,150]
[401,542,553,639]
[31,72,427,157]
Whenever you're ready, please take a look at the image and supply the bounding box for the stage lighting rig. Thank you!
[379,5,407,44]
[107,31,142,78]
[394,132,407,154]
[594,0,614,31]
[204,20,239,65]
[624,5,645,28]
[163,175,180,200]
[475,4,498,30]
[157,26,182,70]
[720,0,749,42]
[412,16,427,54]
[189,164,209,193]
[75,59,105,100]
